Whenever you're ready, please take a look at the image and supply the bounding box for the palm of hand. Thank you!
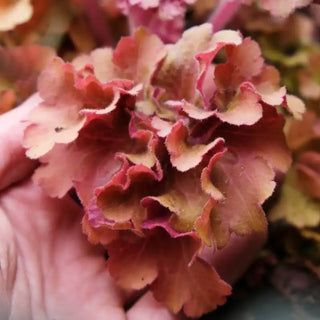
[0,181,127,320]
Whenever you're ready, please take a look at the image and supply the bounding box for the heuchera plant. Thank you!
[116,0,197,43]
[271,110,320,231]
[24,24,291,317]
[208,0,314,33]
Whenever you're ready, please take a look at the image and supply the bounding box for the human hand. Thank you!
[0,96,266,320]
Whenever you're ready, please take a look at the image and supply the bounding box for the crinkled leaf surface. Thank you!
[224,37,264,80]
[165,120,224,172]
[72,48,116,83]
[197,149,273,248]
[24,58,85,158]
[216,106,291,172]
[143,168,212,233]
[153,23,213,100]
[96,160,159,230]
[199,36,286,126]
[113,27,167,84]
[107,228,231,317]
[32,141,122,201]
[215,82,263,126]
[253,66,286,106]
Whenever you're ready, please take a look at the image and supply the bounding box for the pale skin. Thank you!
[0,95,267,320]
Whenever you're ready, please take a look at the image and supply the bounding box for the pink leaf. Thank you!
[214,82,263,126]
[165,120,225,172]
[225,37,264,80]
[113,27,166,83]
[153,23,214,101]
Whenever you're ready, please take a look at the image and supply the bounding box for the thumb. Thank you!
[0,94,41,191]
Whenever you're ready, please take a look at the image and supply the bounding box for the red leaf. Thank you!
[96,159,159,231]
[107,228,231,317]
[217,106,291,172]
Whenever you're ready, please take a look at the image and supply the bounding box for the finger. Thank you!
[201,231,267,285]
[127,291,184,320]
[0,94,41,190]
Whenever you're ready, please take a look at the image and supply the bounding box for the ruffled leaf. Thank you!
[215,82,263,126]
[82,213,119,245]
[217,106,291,172]
[153,23,213,101]
[224,37,264,80]
[197,150,273,248]
[23,58,85,158]
[107,228,231,317]
[198,37,286,126]
[72,48,116,83]
[252,66,286,106]
[113,27,167,84]
[165,120,225,171]
[96,160,159,230]
[32,141,123,200]
[143,168,211,233]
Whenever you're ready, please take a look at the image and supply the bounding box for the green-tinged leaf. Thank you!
[269,168,320,228]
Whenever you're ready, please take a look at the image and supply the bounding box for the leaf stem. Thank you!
[82,0,114,46]
[207,0,243,32]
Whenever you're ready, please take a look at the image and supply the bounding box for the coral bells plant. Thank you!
[116,0,196,43]
[23,24,291,317]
